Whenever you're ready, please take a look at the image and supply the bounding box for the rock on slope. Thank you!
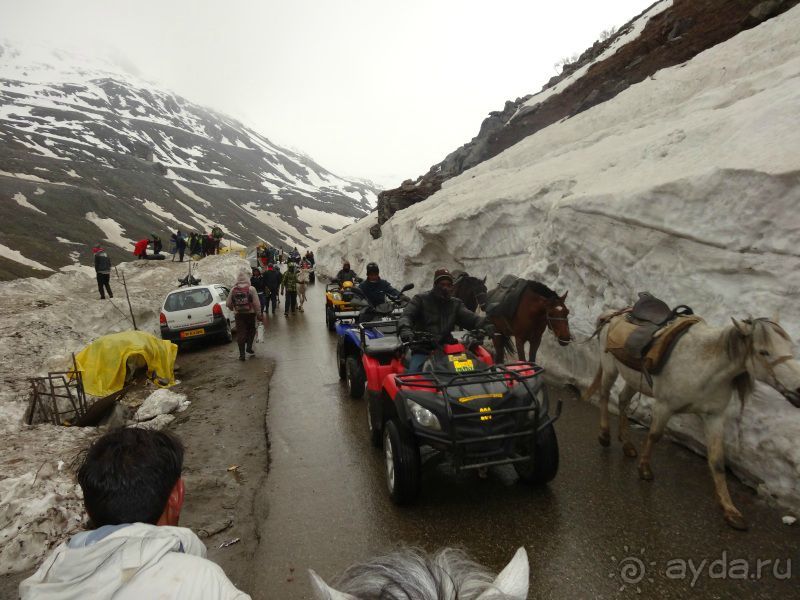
[370,0,799,238]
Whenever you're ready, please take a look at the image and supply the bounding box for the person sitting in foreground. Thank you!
[309,546,529,600]
[20,428,250,600]
[397,268,489,372]
[357,262,403,307]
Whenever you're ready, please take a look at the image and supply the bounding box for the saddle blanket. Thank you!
[605,314,703,375]
[485,275,528,320]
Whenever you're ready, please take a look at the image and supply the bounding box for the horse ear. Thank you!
[560,290,568,302]
[308,570,357,600]
[482,276,487,284]
[477,547,529,599]
[731,318,751,336]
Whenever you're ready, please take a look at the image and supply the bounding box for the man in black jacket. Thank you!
[92,244,113,299]
[262,264,282,314]
[333,261,359,284]
[357,262,401,307]
[398,268,488,371]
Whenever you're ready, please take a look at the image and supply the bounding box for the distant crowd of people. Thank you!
[132,226,226,262]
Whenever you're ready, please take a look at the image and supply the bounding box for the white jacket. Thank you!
[20,523,250,600]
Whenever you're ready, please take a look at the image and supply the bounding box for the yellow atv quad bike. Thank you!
[325,280,361,331]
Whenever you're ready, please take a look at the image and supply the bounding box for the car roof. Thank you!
[165,284,229,296]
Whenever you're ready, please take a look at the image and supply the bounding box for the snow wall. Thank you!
[316,8,800,510]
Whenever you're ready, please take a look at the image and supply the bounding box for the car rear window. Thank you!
[165,288,214,311]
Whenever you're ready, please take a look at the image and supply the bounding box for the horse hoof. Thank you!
[638,464,654,481]
[622,442,638,458]
[724,513,749,531]
[598,431,611,447]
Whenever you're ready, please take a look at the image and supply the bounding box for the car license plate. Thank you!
[180,328,205,338]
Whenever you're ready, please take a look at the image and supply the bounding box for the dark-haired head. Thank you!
[77,428,184,528]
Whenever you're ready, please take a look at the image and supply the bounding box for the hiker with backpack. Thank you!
[226,271,264,361]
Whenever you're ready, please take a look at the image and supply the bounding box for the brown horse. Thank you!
[452,273,488,313]
[490,281,572,363]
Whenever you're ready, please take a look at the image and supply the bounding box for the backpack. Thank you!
[232,284,252,312]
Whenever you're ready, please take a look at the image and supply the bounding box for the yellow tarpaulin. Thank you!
[74,331,177,397]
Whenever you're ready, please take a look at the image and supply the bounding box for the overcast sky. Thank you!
[3,0,655,188]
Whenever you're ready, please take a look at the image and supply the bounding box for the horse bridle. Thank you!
[546,309,572,344]
[753,350,796,398]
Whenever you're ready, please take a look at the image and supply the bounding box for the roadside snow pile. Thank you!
[133,388,190,429]
[316,9,800,509]
[0,253,247,574]
[0,426,95,574]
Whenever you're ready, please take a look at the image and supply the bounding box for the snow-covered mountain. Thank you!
[0,41,376,280]
[317,3,800,509]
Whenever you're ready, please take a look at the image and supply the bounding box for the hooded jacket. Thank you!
[226,272,261,314]
[19,523,249,599]
[398,289,486,341]
[358,278,400,307]
[92,248,111,274]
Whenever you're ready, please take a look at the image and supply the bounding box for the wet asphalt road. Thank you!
[251,283,799,599]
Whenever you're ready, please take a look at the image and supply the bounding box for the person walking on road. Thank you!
[226,271,263,360]
[263,263,281,315]
[296,262,310,312]
[250,266,268,315]
[92,244,113,299]
[280,263,299,317]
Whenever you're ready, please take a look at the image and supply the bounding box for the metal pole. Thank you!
[121,271,138,330]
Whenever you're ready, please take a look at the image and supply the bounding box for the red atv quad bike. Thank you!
[361,327,561,505]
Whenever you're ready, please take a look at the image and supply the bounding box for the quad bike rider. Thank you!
[358,262,405,307]
[333,261,359,284]
[364,267,560,504]
[335,264,412,397]
[325,261,362,331]
[397,268,490,372]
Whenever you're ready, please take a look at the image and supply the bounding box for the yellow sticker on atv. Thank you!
[453,359,474,372]
[448,353,468,362]
[458,393,503,403]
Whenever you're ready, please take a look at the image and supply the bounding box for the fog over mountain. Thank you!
[0,40,376,280]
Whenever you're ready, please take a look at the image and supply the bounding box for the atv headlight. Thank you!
[407,399,441,431]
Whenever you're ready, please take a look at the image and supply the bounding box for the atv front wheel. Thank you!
[346,355,365,399]
[384,420,420,505]
[515,422,559,485]
[325,306,335,331]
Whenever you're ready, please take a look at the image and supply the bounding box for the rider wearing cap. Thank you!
[357,262,402,307]
[398,268,489,372]
[333,261,359,284]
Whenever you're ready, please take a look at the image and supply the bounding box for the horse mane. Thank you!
[320,546,514,600]
[524,280,558,300]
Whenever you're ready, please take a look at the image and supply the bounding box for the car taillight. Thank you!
[213,303,223,317]
[159,312,167,326]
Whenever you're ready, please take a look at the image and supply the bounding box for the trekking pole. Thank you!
[120,272,138,331]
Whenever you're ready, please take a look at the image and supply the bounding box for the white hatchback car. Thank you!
[159,284,236,346]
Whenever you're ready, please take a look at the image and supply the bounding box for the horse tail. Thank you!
[503,335,515,356]
[581,366,603,402]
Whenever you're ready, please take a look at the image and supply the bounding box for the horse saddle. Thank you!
[605,292,700,385]
[485,275,527,319]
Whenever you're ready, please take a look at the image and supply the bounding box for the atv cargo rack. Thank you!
[395,362,562,471]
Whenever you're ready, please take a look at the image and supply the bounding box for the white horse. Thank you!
[309,546,528,600]
[584,315,800,530]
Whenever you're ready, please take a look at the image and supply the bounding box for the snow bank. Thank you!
[317,9,800,509]
[0,253,247,573]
